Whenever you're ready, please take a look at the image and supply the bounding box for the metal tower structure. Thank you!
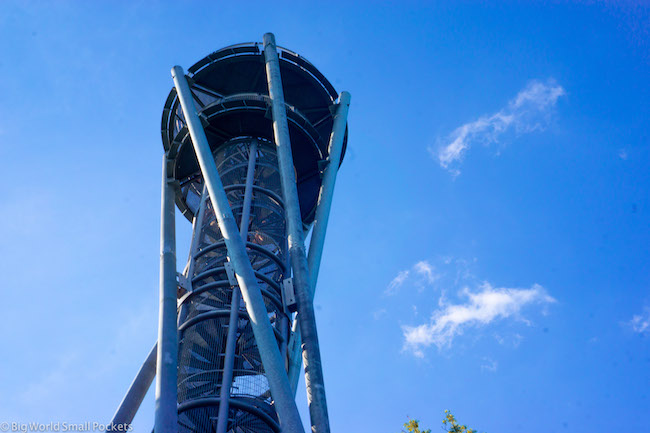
[108,33,350,433]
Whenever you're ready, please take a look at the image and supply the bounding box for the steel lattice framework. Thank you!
[107,33,350,433]
[177,138,287,432]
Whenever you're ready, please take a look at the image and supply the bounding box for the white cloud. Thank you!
[629,308,650,334]
[494,332,523,348]
[414,261,438,284]
[373,308,388,320]
[385,270,410,295]
[434,78,566,173]
[384,260,439,295]
[480,357,498,373]
[402,283,555,355]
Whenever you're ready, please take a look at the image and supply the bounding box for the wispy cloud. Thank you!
[373,308,388,320]
[16,301,156,414]
[494,332,523,348]
[629,308,650,334]
[385,270,411,296]
[402,283,555,357]
[414,261,437,284]
[384,260,439,296]
[480,357,498,373]
[19,350,80,406]
[434,79,566,174]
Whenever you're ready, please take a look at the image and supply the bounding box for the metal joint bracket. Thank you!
[282,278,297,312]
[177,273,190,292]
[287,330,299,352]
[317,159,330,178]
[264,105,273,120]
[224,262,238,286]
[198,113,210,128]
[328,103,339,115]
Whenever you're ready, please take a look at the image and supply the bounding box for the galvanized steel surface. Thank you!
[155,157,179,433]
[263,32,331,433]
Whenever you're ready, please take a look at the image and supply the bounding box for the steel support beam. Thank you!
[239,140,258,238]
[287,91,351,394]
[186,183,210,281]
[108,343,157,431]
[263,32,330,433]
[178,183,209,332]
[306,91,350,305]
[171,66,305,433]
[155,156,179,433]
[216,139,258,433]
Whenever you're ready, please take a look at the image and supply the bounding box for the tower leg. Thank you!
[155,156,179,433]
[215,140,258,433]
[287,92,351,394]
[263,32,331,433]
[108,342,157,431]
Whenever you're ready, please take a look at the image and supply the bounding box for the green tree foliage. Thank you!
[442,410,476,433]
[401,411,477,433]
[401,418,431,433]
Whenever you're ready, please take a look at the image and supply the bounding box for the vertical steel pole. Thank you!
[178,184,209,332]
[287,92,351,394]
[155,156,178,433]
[288,319,302,394]
[109,343,158,430]
[186,183,210,280]
[216,140,258,433]
[171,66,305,433]
[239,140,259,237]
[263,32,330,433]
[306,92,350,297]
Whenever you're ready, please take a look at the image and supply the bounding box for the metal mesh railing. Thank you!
[178,398,279,433]
[177,137,287,433]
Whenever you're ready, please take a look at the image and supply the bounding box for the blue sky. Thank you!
[1,1,649,432]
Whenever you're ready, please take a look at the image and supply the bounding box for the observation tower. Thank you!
[108,33,350,433]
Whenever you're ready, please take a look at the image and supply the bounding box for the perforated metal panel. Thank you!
[177,137,288,433]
